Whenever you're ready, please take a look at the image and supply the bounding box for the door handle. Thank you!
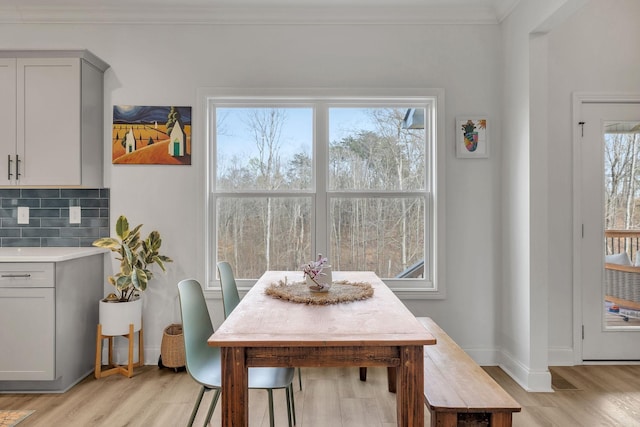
[7,155,12,180]
[1,274,32,278]
[15,155,20,179]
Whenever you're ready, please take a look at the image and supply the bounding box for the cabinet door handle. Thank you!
[15,155,20,178]
[7,155,12,180]
[1,274,32,278]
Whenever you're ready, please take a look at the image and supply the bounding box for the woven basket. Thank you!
[605,266,640,304]
[160,323,185,368]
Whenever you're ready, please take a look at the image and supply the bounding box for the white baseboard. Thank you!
[548,346,576,366]
[132,344,570,389]
[463,347,500,365]
[498,348,553,392]
[101,344,158,366]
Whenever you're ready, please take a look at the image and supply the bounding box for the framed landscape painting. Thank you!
[456,116,488,159]
[112,105,192,165]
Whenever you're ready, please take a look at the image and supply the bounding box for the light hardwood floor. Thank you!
[1,365,640,426]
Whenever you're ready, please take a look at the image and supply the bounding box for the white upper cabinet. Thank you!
[0,59,16,185]
[0,51,109,187]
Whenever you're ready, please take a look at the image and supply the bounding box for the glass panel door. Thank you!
[581,101,640,360]
[603,121,640,328]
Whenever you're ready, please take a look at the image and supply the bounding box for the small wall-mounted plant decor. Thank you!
[456,116,488,159]
[112,105,192,165]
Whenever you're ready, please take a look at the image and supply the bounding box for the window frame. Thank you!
[200,88,446,299]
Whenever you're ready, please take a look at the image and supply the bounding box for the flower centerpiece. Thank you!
[302,254,332,292]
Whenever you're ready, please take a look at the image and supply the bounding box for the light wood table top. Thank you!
[209,270,434,427]
[210,270,434,348]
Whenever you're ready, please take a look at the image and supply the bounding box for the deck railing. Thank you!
[605,229,640,264]
[605,230,640,309]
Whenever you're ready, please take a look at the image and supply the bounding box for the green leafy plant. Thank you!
[461,120,476,134]
[93,215,172,302]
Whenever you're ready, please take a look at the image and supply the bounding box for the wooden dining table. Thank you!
[208,270,436,427]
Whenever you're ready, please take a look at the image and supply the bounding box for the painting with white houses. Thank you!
[112,105,192,165]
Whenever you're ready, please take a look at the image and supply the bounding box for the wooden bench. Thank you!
[418,317,521,426]
[360,317,521,427]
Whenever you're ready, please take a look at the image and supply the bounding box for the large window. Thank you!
[206,91,441,293]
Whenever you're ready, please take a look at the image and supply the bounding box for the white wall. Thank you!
[500,0,554,392]
[0,20,502,363]
[500,0,589,391]
[500,0,640,391]
[546,0,640,363]
[4,1,636,389]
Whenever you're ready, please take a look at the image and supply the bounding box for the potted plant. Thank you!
[93,215,172,335]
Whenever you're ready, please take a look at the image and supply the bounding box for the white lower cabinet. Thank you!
[0,287,55,381]
[0,255,103,392]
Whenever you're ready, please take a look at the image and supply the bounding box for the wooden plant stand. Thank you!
[94,323,144,379]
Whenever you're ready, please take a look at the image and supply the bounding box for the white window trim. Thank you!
[197,87,446,300]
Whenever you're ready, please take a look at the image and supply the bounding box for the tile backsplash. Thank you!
[0,188,110,247]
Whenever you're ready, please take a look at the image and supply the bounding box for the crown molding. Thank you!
[0,49,109,70]
[0,5,499,25]
[493,0,521,22]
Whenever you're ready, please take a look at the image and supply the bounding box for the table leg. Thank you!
[221,347,248,427]
[387,366,397,393]
[396,345,424,427]
[359,367,367,381]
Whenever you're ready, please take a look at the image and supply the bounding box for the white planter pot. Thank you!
[99,298,142,336]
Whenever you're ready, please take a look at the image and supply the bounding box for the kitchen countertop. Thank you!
[0,247,108,262]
